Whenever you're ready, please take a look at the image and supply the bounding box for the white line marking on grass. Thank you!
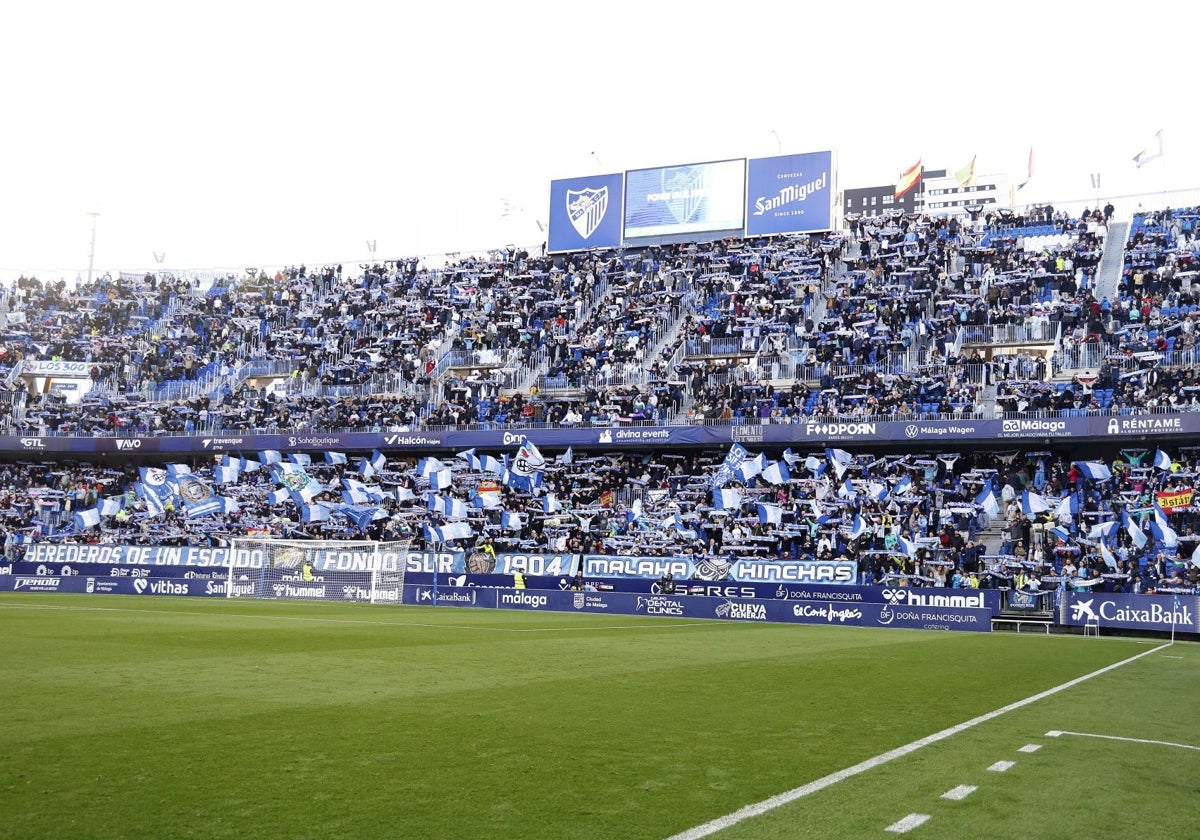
[665,641,1171,840]
[987,761,1014,772]
[940,785,976,801]
[1045,730,1200,752]
[0,601,711,633]
[885,814,930,834]
[1018,744,1042,753]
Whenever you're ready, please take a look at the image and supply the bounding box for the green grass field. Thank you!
[0,594,1196,839]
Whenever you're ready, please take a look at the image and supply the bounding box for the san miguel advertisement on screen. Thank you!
[746,151,834,235]
[547,172,624,253]
[623,159,746,239]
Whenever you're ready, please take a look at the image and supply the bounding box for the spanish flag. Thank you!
[894,160,923,198]
[955,155,976,187]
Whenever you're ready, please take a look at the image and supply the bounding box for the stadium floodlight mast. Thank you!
[591,151,602,173]
[771,129,782,155]
[366,239,377,265]
[86,212,100,285]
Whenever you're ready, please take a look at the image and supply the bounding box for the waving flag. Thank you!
[424,522,474,543]
[1089,520,1119,540]
[804,455,826,477]
[325,451,348,466]
[894,159,923,198]
[1048,525,1072,543]
[757,503,783,526]
[825,448,853,479]
[512,440,545,478]
[866,481,888,502]
[1055,494,1079,519]
[975,479,999,516]
[712,443,749,489]
[213,464,240,484]
[187,496,239,518]
[713,488,742,511]
[430,468,454,492]
[1149,502,1178,547]
[472,492,502,510]
[735,453,767,483]
[97,497,124,517]
[839,479,857,500]
[848,514,869,540]
[543,494,562,514]
[782,448,802,467]
[761,460,791,485]
[1075,461,1112,481]
[1132,129,1163,168]
[500,511,524,531]
[893,474,913,497]
[558,447,574,466]
[1123,509,1148,549]
[897,535,918,558]
[73,508,101,530]
[166,464,193,479]
[429,496,469,520]
[258,450,282,466]
[301,503,330,523]
[267,487,289,506]
[287,453,312,466]
[1021,490,1050,515]
[1099,540,1117,570]
[1154,449,1174,471]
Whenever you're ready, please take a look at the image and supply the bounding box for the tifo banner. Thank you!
[547,172,624,253]
[400,585,992,632]
[1061,592,1199,633]
[745,151,834,235]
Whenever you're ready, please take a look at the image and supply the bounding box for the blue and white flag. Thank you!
[558,447,574,466]
[543,494,562,513]
[268,487,289,506]
[975,479,999,516]
[301,503,330,523]
[417,457,447,478]
[713,488,742,511]
[1089,520,1119,540]
[1154,449,1174,471]
[782,448,802,467]
[1123,509,1148,548]
[342,486,369,506]
[712,443,749,489]
[512,440,545,478]
[258,450,282,466]
[187,496,239,519]
[1021,489,1050,515]
[429,495,469,520]
[848,514,869,540]
[866,481,888,502]
[166,464,193,479]
[897,535,918,557]
[97,497,124,517]
[501,511,524,530]
[472,492,502,510]
[894,474,913,496]
[804,455,826,477]
[73,508,101,530]
[826,448,853,479]
[1049,525,1072,543]
[735,453,767,483]
[1055,494,1078,519]
[1099,540,1117,569]
[839,479,857,500]
[213,464,240,484]
[457,449,482,470]
[761,460,791,485]
[287,453,312,466]
[430,468,454,492]
[425,521,474,543]
[757,503,783,526]
[325,451,348,466]
[1149,502,1178,547]
[1075,461,1112,481]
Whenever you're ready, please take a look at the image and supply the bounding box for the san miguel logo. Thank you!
[566,187,608,239]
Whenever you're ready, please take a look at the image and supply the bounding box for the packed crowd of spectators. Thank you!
[0,205,1199,597]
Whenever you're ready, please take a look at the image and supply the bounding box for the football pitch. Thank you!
[1,594,1196,839]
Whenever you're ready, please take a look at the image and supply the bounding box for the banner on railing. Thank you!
[4,410,1199,456]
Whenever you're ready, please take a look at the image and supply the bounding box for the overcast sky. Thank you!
[3,1,1196,283]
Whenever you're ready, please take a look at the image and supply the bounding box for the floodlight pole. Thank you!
[86,212,100,286]
[366,239,377,264]
[771,130,782,154]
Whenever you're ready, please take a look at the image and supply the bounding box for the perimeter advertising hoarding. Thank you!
[1062,592,1199,633]
[745,151,834,235]
[623,159,746,239]
[547,172,624,253]
[0,411,1194,457]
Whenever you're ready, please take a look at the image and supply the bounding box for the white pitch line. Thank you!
[1045,730,1200,752]
[941,785,976,801]
[1018,744,1042,753]
[885,814,930,834]
[665,641,1171,840]
[988,760,1015,772]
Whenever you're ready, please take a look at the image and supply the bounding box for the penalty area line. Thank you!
[665,641,1172,840]
[1046,730,1200,752]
